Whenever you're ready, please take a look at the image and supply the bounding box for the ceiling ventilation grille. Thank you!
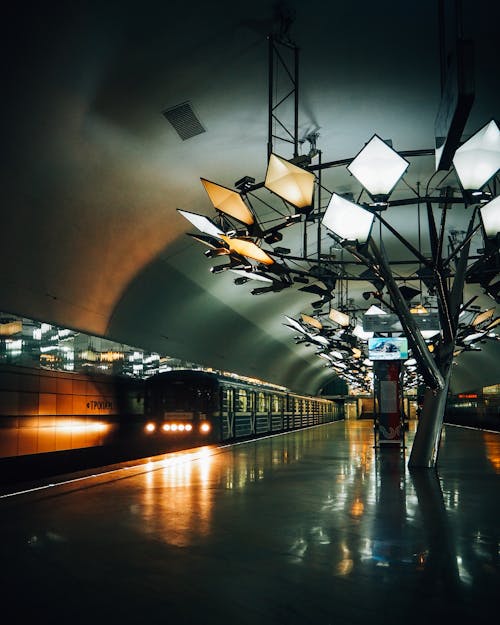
[162,101,206,140]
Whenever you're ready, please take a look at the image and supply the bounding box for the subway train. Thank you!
[142,369,342,442]
[0,365,342,483]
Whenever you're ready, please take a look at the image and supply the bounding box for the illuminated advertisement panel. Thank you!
[368,337,408,360]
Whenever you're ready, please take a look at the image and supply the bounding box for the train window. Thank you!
[257,391,267,412]
[225,388,233,410]
[271,395,280,412]
[238,388,248,411]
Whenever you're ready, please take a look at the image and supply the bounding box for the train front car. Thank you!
[143,370,218,441]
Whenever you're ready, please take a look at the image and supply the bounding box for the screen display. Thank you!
[368,337,409,360]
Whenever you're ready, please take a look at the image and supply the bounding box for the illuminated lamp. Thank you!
[353,324,373,340]
[200,422,211,433]
[472,308,495,327]
[365,305,386,315]
[201,178,255,225]
[300,313,323,330]
[452,120,500,192]
[485,317,500,330]
[329,308,350,327]
[284,315,309,335]
[177,209,224,238]
[421,329,440,339]
[145,422,156,433]
[186,233,228,251]
[410,303,428,314]
[229,269,273,283]
[322,194,374,244]
[347,135,409,201]
[264,153,315,210]
[479,195,500,239]
[219,235,274,265]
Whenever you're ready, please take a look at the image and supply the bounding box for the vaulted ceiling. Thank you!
[1,0,499,394]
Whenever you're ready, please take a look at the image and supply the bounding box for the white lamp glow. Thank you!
[365,305,386,315]
[480,195,500,238]
[353,324,373,340]
[229,269,273,283]
[322,193,374,243]
[177,209,224,238]
[347,135,409,197]
[329,308,350,327]
[264,154,315,209]
[453,120,500,191]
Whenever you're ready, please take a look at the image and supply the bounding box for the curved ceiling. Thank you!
[1,0,499,394]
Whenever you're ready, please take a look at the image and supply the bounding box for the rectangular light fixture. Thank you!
[300,313,323,330]
[347,135,409,198]
[353,324,373,340]
[453,120,500,191]
[472,308,495,327]
[480,195,500,239]
[322,194,374,243]
[264,154,315,209]
[284,316,307,334]
[177,209,224,238]
[201,178,255,225]
[219,235,274,265]
[229,269,273,283]
[329,308,350,327]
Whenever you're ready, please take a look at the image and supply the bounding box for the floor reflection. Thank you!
[1,419,497,624]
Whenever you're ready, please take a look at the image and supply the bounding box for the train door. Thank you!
[222,386,235,440]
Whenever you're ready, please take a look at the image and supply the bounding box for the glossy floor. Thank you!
[1,419,499,625]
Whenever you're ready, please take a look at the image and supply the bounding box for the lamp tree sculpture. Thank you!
[178,19,499,468]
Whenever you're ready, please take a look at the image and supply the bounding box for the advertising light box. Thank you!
[368,337,409,360]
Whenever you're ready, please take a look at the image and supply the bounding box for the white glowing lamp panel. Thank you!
[177,209,224,239]
[265,154,315,208]
[322,194,374,243]
[347,135,409,196]
[453,120,500,190]
[480,195,500,239]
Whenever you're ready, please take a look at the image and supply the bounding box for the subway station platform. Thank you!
[1,419,499,625]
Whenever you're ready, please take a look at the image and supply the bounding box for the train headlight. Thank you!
[171,423,178,432]
[178,424,185,432]
[200,422,211,434]
[145,422,156,433]
[162,423,171,432]
[185,423,193,432]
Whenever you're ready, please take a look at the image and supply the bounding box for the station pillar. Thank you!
[373,360,403,448]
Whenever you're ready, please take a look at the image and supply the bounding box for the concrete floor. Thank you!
[0,419,498,625]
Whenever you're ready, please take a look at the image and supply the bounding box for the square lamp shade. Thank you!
[479,195,500,238]
[322,193,374,243]
[177,209,224,238]
[219,235,274,265]
[453,120,500,191]
[329,308,350,327]
[300,313,323,330]
[264,154,315,209]
[347,135,409,198]
[201,178,255,225]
